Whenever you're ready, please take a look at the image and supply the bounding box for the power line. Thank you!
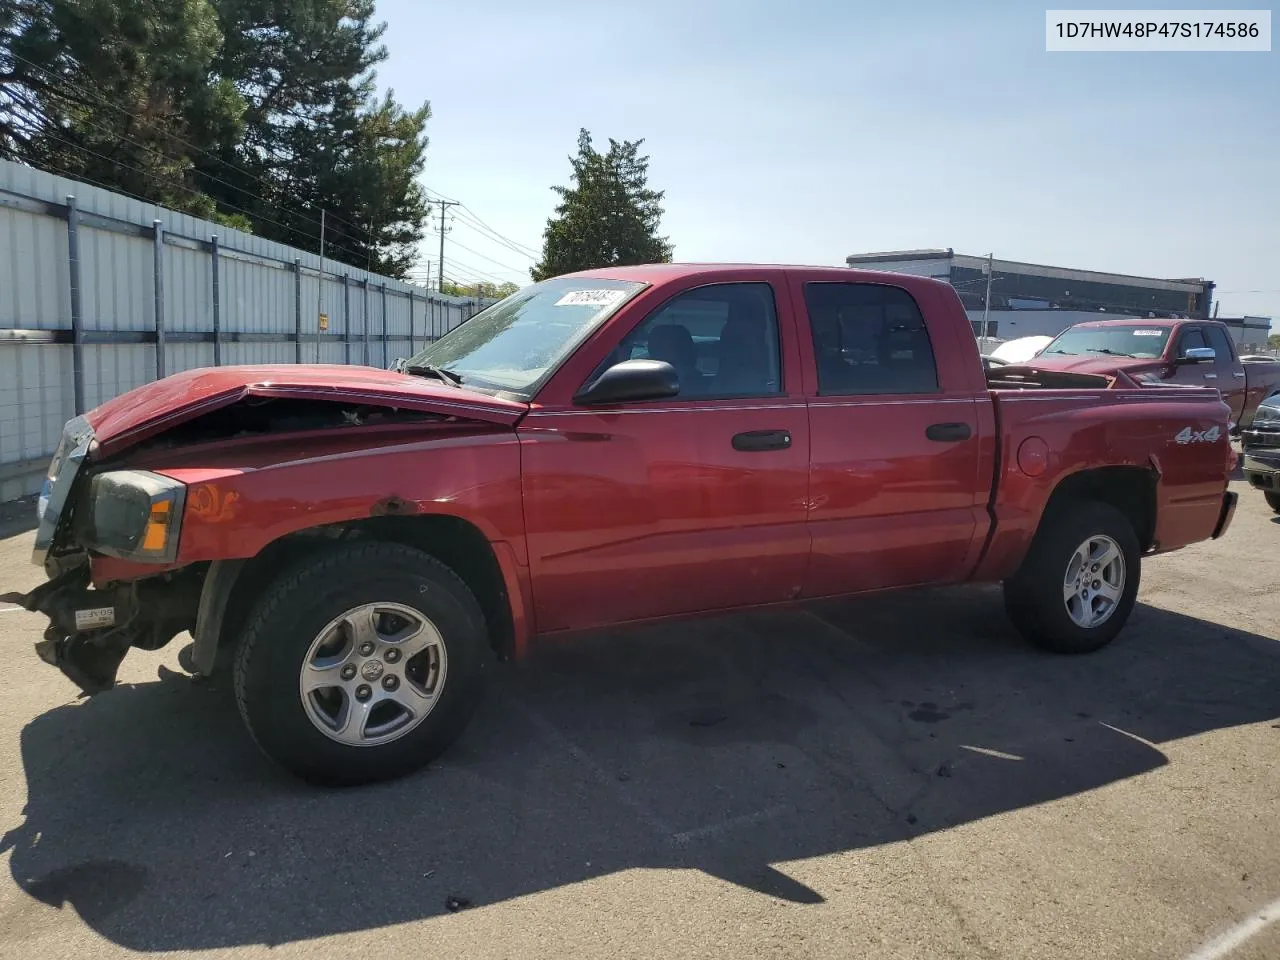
[10,51,495,279]
[425,229,528,276]
[32,132,378,267]
[421,185,539,259]
[452,209,540,261]
[23,94,347,252]
[453,208,539,259]
[6,49,368,237]
[460,204,540,257]
[450,214,538,264]
[410,250,510,285]
[435,257,511,284]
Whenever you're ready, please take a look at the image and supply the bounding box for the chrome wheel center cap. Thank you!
[360,659,385,682]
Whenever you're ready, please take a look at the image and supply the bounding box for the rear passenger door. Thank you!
[797,279,985,598]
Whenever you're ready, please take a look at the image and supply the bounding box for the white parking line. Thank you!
[0,607,25,613]
[668,805,792,846]
[512,699,674,837]
[1184,895,1280,960]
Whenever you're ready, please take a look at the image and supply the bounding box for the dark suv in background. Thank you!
[1242,393,1280,512]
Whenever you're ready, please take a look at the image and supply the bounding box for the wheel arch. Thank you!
[192,515,518,675]
[1039,465,1158,552]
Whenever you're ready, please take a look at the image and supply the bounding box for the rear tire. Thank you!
[1003,500,1141,655]
[233,541,488,786]
[1265,491,1280,513]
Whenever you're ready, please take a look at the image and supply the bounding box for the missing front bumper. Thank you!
[34,629,131,695]
[2,567,131,695]
[3,565,201,696]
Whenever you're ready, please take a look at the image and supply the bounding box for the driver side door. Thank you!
[1168,326,1213,389]
[517,279,812,635]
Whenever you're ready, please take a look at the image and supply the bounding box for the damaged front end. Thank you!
[3,565,200,694]
[3,415,200,695]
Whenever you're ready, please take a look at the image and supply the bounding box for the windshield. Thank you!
[1041,325,1173,359]
[402,277,647,395]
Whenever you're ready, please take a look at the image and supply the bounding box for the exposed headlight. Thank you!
[78,470,186,563]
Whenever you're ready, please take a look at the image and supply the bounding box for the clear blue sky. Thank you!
[375,0,1279,326]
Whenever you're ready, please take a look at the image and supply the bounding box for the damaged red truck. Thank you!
[5,264,1238,785]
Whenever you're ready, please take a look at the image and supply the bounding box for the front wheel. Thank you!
[1265,491,1280,513]
[1003,500,1141,655]
[233,541,489,786]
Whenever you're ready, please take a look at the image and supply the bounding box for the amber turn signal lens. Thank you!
[141,500,172,552]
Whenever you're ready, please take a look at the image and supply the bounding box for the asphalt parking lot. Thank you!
[0,480,1277,960]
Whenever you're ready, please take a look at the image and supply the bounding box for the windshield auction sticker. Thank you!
[554,289,627,307]
[1133,329,1166,336]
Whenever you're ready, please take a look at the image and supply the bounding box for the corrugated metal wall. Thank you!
[0,160,493,501]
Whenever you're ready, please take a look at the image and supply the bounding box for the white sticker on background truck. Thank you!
[1133,329,1165,336]
[554,289,626,307]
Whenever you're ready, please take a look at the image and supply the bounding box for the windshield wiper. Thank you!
[403,363,463,386]
[1085,348,1135,357]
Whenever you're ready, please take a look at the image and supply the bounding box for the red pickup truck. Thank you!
[5,264,1238,785]
[1027,317,1280,431]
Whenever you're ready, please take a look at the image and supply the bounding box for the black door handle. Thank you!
[925,422,972,442]
[732,429,792,452]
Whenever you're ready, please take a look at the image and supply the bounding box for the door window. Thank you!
[1204,325,1234,360]
[1176,328,1209,357]
[804,282,940,395]
[594,282,783,398]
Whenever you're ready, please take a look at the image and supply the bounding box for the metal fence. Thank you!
[0,160,495,501]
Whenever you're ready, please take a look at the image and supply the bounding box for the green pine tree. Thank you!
[532,128,672,282]
[0,0,432,276]
[0,0,247,225]
[203,0,431,276]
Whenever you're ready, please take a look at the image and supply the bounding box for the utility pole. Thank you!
[435,200,460,293]
[980,252,994,346]
[316,209,326,363]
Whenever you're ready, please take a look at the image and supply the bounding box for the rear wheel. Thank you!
[1003,500,1141,655]
[1265,491,1280,513]
[233,541,488,786]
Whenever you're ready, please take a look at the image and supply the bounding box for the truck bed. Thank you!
[974,382,1234,583]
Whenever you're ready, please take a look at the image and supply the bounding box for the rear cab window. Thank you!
[802,282,940,395]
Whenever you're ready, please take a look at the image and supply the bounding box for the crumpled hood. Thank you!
[85,364,527,455]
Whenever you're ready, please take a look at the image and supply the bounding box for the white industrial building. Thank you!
[845,249,1272,350]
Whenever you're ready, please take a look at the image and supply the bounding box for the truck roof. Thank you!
[1068,317,1196,328]
[562,262,946,286]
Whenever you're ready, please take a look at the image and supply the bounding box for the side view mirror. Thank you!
[574,359,679,406]
[1177,346,1216,364]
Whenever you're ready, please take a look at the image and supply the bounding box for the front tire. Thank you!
[233,541,488,786]
[1003,500,1141,655]
[1265,491,1280,514]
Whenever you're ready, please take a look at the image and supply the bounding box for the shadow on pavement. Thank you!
[3,584,1279,950]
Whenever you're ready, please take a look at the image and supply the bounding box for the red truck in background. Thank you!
[1026,317,1280,432]
[4,264,1238,786]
